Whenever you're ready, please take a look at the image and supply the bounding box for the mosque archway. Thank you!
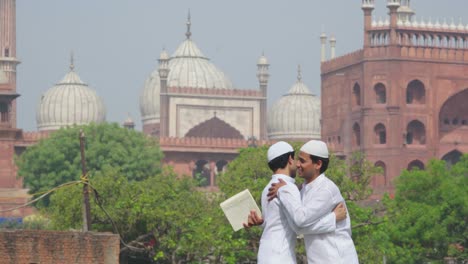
[407,160,425,170]
[406,80,426,104]
[442,150,462,167]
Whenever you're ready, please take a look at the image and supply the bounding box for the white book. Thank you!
[220,189,262,231]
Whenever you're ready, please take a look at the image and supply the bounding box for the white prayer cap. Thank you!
[300,140,329,158]
[267,141,294,162]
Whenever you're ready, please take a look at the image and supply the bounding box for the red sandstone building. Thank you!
[321,0,468,195]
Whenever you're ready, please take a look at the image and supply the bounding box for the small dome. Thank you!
[36,64,106,131]
[159,49,170,60]
[257,54,269,65]
[140,69,161,126]
[268,67,321,140]
[167,39,233,89]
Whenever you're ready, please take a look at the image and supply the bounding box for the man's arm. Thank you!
[292,203,347,235]
[269,179,335,228]
[277,183,346,234]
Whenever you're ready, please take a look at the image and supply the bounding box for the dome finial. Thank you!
[70,51,75,71]
[297,65,302,82]
[185,9,192,39]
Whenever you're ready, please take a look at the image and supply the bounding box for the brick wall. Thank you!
[0,230,119,264]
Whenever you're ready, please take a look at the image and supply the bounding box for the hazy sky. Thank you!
[15,0,468,131]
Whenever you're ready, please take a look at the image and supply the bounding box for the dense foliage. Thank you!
[16,123,162,206]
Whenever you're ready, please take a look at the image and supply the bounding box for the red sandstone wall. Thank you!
[0,230,119,264]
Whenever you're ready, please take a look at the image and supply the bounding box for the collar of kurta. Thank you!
[272,174,296,184]
[302,173,325,192]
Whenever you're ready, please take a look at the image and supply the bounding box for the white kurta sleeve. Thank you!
[286,210,336,235]
[277,184,335,228]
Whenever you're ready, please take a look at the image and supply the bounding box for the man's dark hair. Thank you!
[268,151,295,172]
[310,155,329,174]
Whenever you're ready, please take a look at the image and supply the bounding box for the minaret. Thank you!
[158,48,170,137]
[257,52,269,140]
[329,35,336,59]
[320,32,327,62]
[387,0,401,46]
[397,0,415,23]
[123,114,135,130]
[362,0,375,48]
[0,0,20,129]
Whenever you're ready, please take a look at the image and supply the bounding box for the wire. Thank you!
[0,177,150,253]
[86,182,151,253]
[0,181,82,213]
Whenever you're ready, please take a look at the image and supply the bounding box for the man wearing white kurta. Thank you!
[269,140,359,264]
[252,141,347,264]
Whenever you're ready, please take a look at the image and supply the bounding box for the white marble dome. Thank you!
[140,19,233,127]
[36,63,106,131]
[140,68,161,126]
[268,67,321,140]
[167,39,233,89]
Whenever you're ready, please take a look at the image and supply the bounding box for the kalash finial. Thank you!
[297,65,302,82]
[185,9,192,39]
[70,51,75,71]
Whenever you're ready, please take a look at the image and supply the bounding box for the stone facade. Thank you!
[321,2,468,196]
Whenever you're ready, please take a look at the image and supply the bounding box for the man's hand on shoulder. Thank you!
[243,210,264,228]
[333,203,347,222]
[267,178,287,201]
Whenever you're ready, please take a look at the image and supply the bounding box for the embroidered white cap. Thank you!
[267,141,294,162]
[300,140,329,158]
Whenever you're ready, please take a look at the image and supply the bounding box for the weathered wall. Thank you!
[0,230,119,264]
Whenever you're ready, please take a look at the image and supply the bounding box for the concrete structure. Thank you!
[321,0,468,195]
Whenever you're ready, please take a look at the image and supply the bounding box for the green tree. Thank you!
[383,155,468,263]
[16,123,163,205]
[46,166,217,264]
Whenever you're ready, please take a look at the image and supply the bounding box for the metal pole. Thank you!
[79,129,91,231]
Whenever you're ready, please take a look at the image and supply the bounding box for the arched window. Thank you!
[353,83,361,106]
[406,80,426,104]
[374,123,386,144]
[438,88,468,133]
[408,160,425,170]
[193,160,211,187]
[442,150,462,167]
[406,120,426,145]
[353,123,361,146]
[372,161,387,187]
[374,83,386,104]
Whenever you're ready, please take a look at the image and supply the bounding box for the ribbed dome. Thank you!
[140,16,233,126]
[140,69,161,126]
[36,64,106,131]
[268,67,321,140]
[167,39,233,89]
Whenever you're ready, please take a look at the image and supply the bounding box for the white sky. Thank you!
[15,0,468,131]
